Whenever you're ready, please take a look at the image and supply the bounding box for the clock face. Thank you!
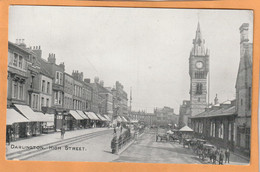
[196,61,204,69]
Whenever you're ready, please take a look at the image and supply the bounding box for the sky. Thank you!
[8,6,253,113]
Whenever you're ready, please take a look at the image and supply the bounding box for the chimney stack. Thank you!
[48,53,56,64]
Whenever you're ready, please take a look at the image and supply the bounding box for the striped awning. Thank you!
[34,112,54,122]
[96,114,107,121]
[6,108,29,125]
[117,116,123,122]
[69,110,84,120]
[103,115,111,121]
[85,112,100,120]
[121,116,128,122]
[14,104,44,122]
[76,110,89,119]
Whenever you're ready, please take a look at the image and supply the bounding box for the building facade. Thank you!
[190,99,237,150]
[234,23,252,156]
[7,41,29,107]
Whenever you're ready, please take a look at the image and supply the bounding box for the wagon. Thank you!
[156,128,168,142]
[183,138,192,148]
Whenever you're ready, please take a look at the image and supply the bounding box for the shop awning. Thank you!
[34,112,54,122]
[117,116,123,122]
[76,110,89,119]
[6,108,29,125]
[103,115,111,121]
[85,112,99,120]
[89,112,100,120]
[69,110,84,120]
[44,114,55,126]
[14,104,44,122]
[84,112,95,120]
[101,114,110,121]
[121,116,128,122]
[96,114,107,121]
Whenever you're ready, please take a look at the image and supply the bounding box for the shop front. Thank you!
[76,110,90,128]
[69,110,84,129]
[6,108,29,142]
[14,104,50,137]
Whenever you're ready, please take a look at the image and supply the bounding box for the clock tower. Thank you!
[189,22,209,116]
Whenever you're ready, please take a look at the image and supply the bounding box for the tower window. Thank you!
[196,83,203,94]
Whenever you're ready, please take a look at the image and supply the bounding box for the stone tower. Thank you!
[189,22,209,116]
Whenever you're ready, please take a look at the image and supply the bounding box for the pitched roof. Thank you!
[190,101,237,119]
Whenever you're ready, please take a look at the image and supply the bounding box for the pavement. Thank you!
[5,128,250,164]
[6,127,113,155]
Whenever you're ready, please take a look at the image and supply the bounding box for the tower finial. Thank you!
[197,21,201,32]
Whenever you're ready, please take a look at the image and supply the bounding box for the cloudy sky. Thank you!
[9,6,253,113]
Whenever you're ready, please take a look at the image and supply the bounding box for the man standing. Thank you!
[219,150,224,165]
[61,127,65,139]
[225,148,230,163]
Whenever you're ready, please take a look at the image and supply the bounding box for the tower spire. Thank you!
[191,22,208,56]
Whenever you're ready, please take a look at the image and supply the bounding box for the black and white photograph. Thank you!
[6,6,253,165]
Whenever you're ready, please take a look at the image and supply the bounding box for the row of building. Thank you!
[178,23,252,157]
[129,106,179,127]
[7,39,130,141]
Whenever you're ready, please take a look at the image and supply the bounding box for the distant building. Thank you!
[178,100,191,128]
[111,81,128,117]
[131,111,156,126]
[91,78,113,119]
[154,106,178,127]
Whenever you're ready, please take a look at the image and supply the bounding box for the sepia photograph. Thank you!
[6,6,253,165]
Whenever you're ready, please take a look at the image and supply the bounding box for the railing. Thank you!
[111,129,133,154]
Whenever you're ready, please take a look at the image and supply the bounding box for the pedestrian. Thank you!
[213,149,218,164]
[219,150,224,165]
[61,127,65,139]
[113,127,117,135]
[6,128,10,145]
[225,148,230,163]
[120,125,123,133]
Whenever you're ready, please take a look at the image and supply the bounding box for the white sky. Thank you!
[8,6,253,113]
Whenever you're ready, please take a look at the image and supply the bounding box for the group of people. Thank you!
[199,148,230,165]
